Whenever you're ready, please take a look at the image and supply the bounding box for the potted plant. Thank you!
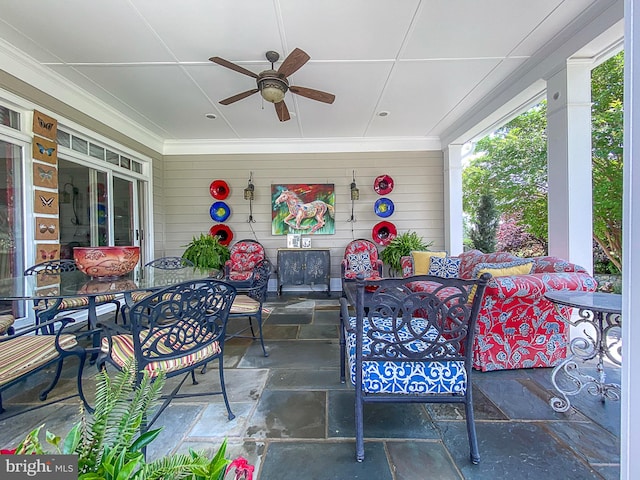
[380,231,433,276]
[182,233,231,271]
[5,361,254,479]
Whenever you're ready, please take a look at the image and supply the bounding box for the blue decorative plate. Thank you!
[374,197,394,218]
[210,201,231,222]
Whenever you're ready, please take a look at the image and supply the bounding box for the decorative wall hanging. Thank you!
[34,189,58,214]
[32,136,58,165]
[33,110,58,140]
[348,170,359,223]
[35,217,59,241]
[33,163,58,188]
[374,198,394,218]
[210,201,231,222]
[36,243,60,262]
[210,179,230,200]
[244,172,256,223]
[372,221,397,246]
[209,224,233,245]
[272,183,335,235]
[373,174,394,195]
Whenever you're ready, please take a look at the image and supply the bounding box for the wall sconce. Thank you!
[244,172,256,223]
[348,170,359,222]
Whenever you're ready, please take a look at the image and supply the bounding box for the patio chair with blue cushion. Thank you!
[340,273,490,464]
[24,259,121,333]
[98,278,237,428]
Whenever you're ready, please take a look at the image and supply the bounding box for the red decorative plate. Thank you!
[372,221,397,246]
[209,224,233,245]
[373,174,394,195]
[210,180,230,200]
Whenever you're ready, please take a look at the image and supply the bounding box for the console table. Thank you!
[544,291,622,413]
[277,248,330,295]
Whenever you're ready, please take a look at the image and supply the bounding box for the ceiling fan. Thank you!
[209,48,335,122]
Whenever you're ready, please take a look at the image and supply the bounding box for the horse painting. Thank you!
[273,186,335,234]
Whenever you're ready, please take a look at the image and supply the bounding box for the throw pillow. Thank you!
[428,256,461,278]
[468,260,534,302]
[347,252,372,275]
[411,251,447,275]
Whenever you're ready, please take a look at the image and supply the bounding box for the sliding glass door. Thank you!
[58,159,141,259]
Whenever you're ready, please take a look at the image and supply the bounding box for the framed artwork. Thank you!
[287,234,301,248]
[301,237,312,248]
[272,183,335,235]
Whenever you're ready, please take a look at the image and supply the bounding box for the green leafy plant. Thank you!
[380,231,433,276]
[8,361,253,480]
[182,233,231,271]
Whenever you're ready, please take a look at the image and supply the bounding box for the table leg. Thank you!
[550,310,622,412]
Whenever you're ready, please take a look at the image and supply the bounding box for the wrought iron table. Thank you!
[544,291,622,412]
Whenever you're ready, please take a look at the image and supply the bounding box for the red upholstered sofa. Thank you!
[400,250,598,371]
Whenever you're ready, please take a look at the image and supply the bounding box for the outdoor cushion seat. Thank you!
[0,334,78,387]
[230,295,260,314]
[224,239,266,286]
[34,294,118,310]
[100,322,220,378]
[0,315,15,336]
[345,316,465,394]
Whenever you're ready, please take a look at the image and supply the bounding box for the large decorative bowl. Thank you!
[73,246,140,279]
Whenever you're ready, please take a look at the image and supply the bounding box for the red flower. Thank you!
[0,449,16,454]
[226,456,254,480]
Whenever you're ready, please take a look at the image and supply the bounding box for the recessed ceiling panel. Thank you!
[73,65,236,139]
[367,59,500,137]
[1,0,172,63]
[403,0,562,59]
[278,0,421,60]
[132,0,283,62]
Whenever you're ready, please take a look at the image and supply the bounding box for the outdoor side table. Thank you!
[544,291,622,413]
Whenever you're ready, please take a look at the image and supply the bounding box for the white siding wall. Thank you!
[160,150,444,288]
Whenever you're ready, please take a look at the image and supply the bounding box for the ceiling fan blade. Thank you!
[219,89,259,105]
[277,48,310,77]
[275,101,291,122]
[289,86,335,104]
[210,56,259,79]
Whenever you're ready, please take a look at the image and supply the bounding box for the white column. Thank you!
[444,144,464,255]
[622,1,639,478]
[546,60,594,273]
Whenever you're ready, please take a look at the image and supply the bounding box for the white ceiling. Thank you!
[0,0,624,152]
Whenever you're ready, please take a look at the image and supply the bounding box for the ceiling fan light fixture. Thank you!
[259,79,287,103]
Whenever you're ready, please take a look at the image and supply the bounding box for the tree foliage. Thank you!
[468,192,498,252]
[463,52,623,272]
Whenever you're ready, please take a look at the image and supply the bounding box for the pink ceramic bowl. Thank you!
[73,246,140,279]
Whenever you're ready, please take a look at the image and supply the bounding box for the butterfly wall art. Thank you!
[34,189,58,214]
[32,163,58,188]
[32,110,57,140]
[32,136,57,164]
[36,244,60,262]
[35,217,58,240]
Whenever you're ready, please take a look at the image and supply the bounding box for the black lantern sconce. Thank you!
[348,170,359,222]
[244,172,256,223]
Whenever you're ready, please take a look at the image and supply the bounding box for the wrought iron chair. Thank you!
[341,239,383,295]
[224,239,266,288]
[24,259,121,333]
[120,256,195,324]
[0,314,15,336]
[98,278,237,428]
[340,273,490,464]
[227,259,272,357]
[0,315,89,416]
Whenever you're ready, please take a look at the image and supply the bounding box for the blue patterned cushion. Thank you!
[428,256,461,278]
[347,252,372,275]
[346,317,466,394]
